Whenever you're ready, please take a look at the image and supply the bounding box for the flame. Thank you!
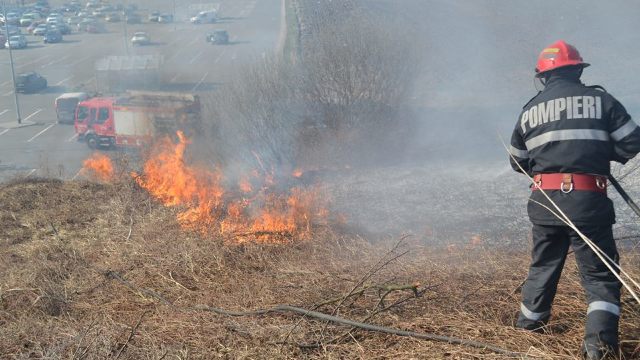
[81,153,114,182]
[239,176,253,194]
[134,131,328,243]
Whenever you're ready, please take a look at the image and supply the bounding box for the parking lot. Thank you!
[0,0,282,181]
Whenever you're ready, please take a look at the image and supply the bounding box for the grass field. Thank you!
[1,178,638,359]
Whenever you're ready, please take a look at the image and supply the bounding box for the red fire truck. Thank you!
[74,91,201,149]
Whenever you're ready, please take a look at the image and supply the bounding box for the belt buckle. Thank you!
[533,174,542,189]
[561,174,573,193]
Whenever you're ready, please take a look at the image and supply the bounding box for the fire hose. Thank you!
[608,175,640,219]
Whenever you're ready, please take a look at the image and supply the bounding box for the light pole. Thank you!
[2,0,21,124]
[122,0,129,55]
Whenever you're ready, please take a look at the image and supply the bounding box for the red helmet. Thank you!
[535,40,590,76]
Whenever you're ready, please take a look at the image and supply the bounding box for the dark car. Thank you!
[43,30,62,43]
[16,72,47,93]
[51,22,71,34]
[206,30,229,45]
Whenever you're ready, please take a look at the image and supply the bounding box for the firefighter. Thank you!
[509,40,640,359]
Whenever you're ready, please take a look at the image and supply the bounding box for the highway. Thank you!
[0,0,282,182]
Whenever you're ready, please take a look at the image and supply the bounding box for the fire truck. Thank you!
[74,91,201,149]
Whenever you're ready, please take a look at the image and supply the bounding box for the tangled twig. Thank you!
[103,269,521,356]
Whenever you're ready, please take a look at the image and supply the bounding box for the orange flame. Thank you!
[134,132,328,243]
[81,153,114,182]
[239,176,253,194]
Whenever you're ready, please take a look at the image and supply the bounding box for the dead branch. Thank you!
[72,320,96,360]
[103,269,520,356]
[114,310,148,360]
[195,303,521,356]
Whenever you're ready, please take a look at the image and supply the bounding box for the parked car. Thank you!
[85,0,100,9]
[147,11,160,22]
[76,18,95,31]
[92,8,106,17]
[5,25,21,36]
[105,12,120,22]
[51,22,71,34]
[190,10,216,24]
[27,21,43,33]
[3,12,20,25]
[46,15,62,23]
[62,3,81,13]
[85,22,104,33]
[206,30,229,45]
[16,72,47,93]
[43,30,62,43]
[158,14,173,23]
[20,13,41,26]
[33,23,49,35]
[66,16,82,25]
[131,31,150,46]
[5,35,28,49]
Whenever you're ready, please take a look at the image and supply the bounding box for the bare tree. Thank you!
[201,0,421,173]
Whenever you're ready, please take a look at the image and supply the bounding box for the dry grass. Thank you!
[0,178,638,359]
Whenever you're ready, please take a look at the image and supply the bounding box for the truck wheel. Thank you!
[86,135,98,149]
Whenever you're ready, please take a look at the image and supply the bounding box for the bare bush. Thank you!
[202,56,302,174]
[298,10,420,166]
[201,0,420,173]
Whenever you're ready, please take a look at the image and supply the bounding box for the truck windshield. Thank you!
[96,107,109,124]
[77,106,89,121]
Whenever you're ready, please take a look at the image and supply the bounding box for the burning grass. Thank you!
[0,178,638,359]
[81,132,330,244]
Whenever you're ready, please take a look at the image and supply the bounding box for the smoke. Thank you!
[195,0,640,243]
[316,0,640,241]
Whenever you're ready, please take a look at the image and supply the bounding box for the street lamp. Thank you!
[2,0,21,124]
[122,0,129,55]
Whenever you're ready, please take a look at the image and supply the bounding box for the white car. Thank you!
[33,24,49,36]
[6,35,27,49]
[130,32,150,46]
[47,15,63,23]
[20,13,41,26]
[190,10,217,24]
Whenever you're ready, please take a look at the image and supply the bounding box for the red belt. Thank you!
[532,173,607,194]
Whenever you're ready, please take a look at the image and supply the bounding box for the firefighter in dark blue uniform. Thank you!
[509,40,640,359]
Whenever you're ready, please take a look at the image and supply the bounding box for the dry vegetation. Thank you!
[0,178,639,359]
[202,0,420,172]
[2,1,640,359]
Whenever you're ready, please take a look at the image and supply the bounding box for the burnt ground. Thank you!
[0,175,638,359]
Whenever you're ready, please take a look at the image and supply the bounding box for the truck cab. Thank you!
[74,97,116,148]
